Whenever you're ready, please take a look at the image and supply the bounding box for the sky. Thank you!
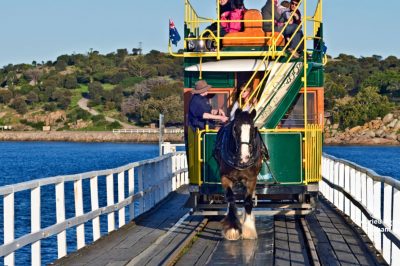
[0,0,400,67]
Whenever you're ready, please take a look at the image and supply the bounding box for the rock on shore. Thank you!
[324,112,400,145]
[0,131,183,143]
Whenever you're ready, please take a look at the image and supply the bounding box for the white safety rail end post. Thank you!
[0,152,188,265]
[90,175,101,241]
[321,154,400,266]
[55,182,67,258]
[106,173,115,233]
[74,179,85,249]
[4,192,15,266]
[128,168,135,220]
[31,186,41,266]
[118,171,126,228]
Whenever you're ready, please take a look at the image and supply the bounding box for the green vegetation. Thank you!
[0,49,398,131]
[325,54,399,129]
[0,49,183,130]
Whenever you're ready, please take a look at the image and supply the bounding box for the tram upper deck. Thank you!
[169,0,325,61]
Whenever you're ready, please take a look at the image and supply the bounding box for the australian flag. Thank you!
[169,19,181,46]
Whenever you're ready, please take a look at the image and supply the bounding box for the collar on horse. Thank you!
[215,122,267,170]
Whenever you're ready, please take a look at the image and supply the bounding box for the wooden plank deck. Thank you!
[53,188,193,266]
[53,189,385,266]
[177,199,384,266]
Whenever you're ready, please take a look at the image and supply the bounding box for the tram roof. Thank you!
[185,59,273,72]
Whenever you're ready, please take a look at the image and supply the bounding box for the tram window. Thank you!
[208,92,229,115]
[280,92,316,128]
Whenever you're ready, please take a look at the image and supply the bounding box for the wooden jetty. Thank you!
[1,152,399,265]
[53,187,383,266]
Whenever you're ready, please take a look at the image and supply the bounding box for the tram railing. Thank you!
[171,0,324,60]
[321,154,400,265]
[0,152,188,266]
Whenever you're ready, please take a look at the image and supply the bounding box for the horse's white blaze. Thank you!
[240,124,251,163]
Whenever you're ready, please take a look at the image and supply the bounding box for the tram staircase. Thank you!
[240,42,320,130]
[237,1,324,129]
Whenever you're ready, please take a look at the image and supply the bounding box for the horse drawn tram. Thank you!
[169,0,325,217]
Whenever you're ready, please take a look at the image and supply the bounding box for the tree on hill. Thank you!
[0,89,13,104]
[334,86,394,129]
[10,97,28,114]
[88,81,104,105]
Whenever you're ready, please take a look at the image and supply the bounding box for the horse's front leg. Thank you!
[242,178,257,239]
[221,176,241,240]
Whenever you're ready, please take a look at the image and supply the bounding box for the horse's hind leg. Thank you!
[242,180,257,239]
[221,176,241,240]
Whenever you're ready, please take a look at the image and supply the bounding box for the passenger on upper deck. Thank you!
[220,0,233,15]
[289,0,302,25]
[276,1,291,27]
[188,80,229,131]
[206,0,246,50]
[221,0,246,34]
[261,0,303,58]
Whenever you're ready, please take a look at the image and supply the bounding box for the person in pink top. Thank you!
[220,0,246,33]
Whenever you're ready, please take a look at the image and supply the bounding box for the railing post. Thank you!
[118,171,125,228]
[321,157,327,196]
[392,188,400,266]
[106,174,115,232]
[383,183,393,263]
[329,159,334,203]
[4,192,15,266]
[338,163,344,212]
[90,176,101,241]
[172,155,177,191]
[354,171,362,227]
[350,168,356,222]
[128,168,135,220]
[361,172,368,234]
[138,166,144,215]
[31,186,41,266]
[373,179,382,252]
[55,182,67,258]
[366,175,374,242]
[344,165,350,216]
[74,179,85,249]
[163,158,168,198]
[176,154,181,188]
[154,163,160,204]
[184,152,189,184]
[333,161,339,208]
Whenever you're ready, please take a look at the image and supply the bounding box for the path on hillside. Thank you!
[78,98,135,129]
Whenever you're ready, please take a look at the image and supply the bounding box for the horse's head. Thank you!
[232,108,257,165]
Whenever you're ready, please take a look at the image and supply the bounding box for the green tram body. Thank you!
[171,0,325,214]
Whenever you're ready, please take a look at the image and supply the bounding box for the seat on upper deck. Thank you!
[222,9,285,47]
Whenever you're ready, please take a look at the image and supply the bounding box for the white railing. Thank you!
[0,152,188,266]
[112,128,184,134]
[160,142,186,155]
[321,154,400,266]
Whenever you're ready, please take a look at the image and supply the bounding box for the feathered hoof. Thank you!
[242,226,258,240]
[241,214,258,240]
[223,227,242,241]
[222,216,242,241]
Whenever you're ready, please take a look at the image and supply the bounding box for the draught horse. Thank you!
[214,109,268,240]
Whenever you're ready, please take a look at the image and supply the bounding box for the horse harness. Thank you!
[215,122,269,171]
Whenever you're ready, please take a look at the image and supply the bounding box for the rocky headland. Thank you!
[324,113,400,145]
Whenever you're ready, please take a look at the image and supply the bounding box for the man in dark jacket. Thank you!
[188,80,228,131]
